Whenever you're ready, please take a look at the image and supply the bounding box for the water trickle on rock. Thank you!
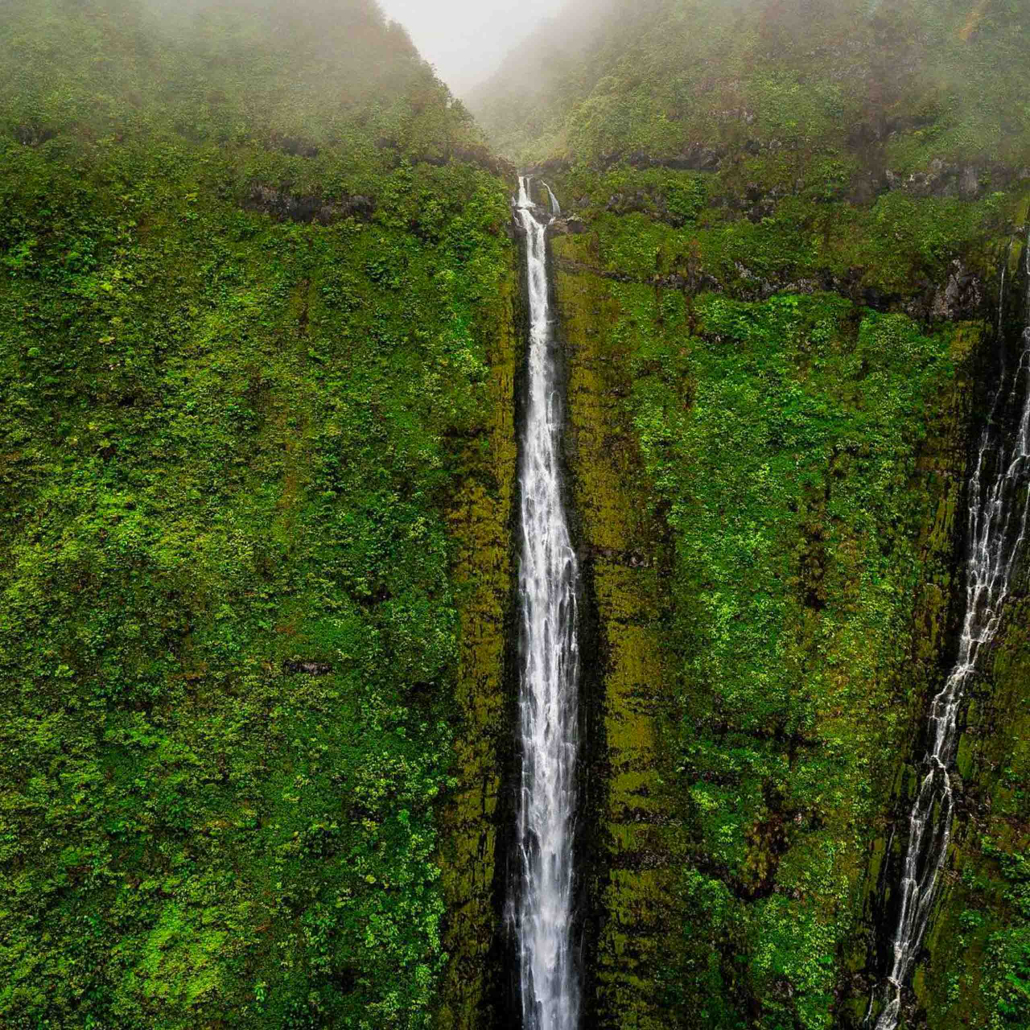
[870,236,1030,1030]
[544,183,562,217]
[511,175,581,1030]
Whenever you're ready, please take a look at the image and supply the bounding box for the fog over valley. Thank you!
[377,0,562,96]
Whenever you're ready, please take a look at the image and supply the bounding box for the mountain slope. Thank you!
[473,2,1030,1028]
[474,0,1030,173]
[0,2,515,1028]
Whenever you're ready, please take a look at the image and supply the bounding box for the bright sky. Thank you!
[377,0,562,97]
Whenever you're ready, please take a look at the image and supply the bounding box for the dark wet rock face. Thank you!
[551,215,588,235]
[605,191,651,217]
[622,146,723,172]
[883,160,1016,200]
[245,185,375,224]
[603,187,704,228]
[926,261,986,322]
[273,135,321,159]
[13,123,55,146]
[283,659,333,676]
[557,246,986,326]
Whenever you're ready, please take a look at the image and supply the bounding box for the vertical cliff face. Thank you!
[918,579,1030,1030]
[555,232,682,1029]
[437,256,521,1030]
[468,3,1030,1014]
[893,229,1030,1030]
[532,186,1026,1027]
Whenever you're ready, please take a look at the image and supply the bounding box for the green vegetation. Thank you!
[475,0,1030,174]
[555,252,678,1030]
[488,3,1030,1021]
[550,163,1014,301]
[2,0,1029,1027]
[630,290,963,1029]
[552,229,978,1026]
[0,1,513,1027]
[914,585,1030,1030]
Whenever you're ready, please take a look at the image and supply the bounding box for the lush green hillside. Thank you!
[474,0,1030,173]
[0,2,514,1027]
[3,1,1029,1029]
[551,232,983,1030]
[473,1,1030,1027]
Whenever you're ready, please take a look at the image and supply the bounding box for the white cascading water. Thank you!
[871,236,1030,1030]
[512,174,581,1030]
[544,183,562,217]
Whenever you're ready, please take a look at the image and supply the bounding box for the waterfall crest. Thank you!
[511,175,581,1030]
[871,237,1030,1030]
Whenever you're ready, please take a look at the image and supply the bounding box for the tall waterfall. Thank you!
[512,175,581,1030]
[871,238,1030,1030]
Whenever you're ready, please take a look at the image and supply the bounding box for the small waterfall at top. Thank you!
[510,175,581,1030]
[544,183,562,217]
[869,234,1030,1030]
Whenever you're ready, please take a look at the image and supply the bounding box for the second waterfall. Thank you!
[870,235,1030,1030]
[511,176,582,1030]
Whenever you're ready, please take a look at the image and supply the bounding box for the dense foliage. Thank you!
[0,1,512,1027]
[474,0,1030,172]
[2,0,1028,1028]
[631,289,963,1029]
[552,213,985,1026]
[511,1,1030,1025]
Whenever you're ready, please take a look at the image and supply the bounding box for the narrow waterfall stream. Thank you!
[512,176,581,1030]
[871,238,1030,1030]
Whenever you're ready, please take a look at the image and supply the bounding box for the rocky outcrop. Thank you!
[553,251,988,324]
[283,659,333,676]
[270,134,321,159]
[12,122,56,146]
[886,161,985,199]
[550,215,589,235]
[244,185,375,224]
[925,260,987,322]
[848,161,1022,203]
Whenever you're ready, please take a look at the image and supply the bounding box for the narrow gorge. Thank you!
[2,2,1030,1030]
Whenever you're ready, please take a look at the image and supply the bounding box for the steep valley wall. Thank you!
[503,176,1027,1028]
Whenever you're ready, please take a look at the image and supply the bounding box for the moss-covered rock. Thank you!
[555,233,684,1029]
[437,257,521,1030]
[546,204,1006,1026]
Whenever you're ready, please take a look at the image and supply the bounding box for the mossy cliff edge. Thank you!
[555,224,681,1030]
[436,250,520,1030]
[473,0,1030,1021]
[895,226,1030,1030]
[532,181,1028,1027]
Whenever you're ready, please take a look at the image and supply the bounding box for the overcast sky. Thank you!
[377,0,562,97]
